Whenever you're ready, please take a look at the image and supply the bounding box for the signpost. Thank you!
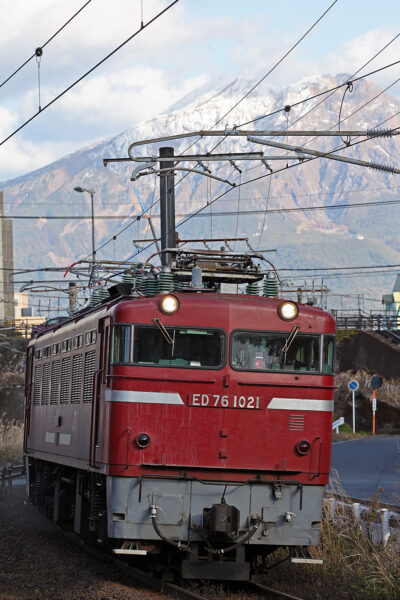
[370,374,383,436]
[348,379,359,433]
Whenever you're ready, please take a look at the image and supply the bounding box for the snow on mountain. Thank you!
[2,73,400,309]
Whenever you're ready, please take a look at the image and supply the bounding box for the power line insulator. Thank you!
[35,47,43,57]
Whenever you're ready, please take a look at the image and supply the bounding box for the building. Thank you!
[14,291,45,337]
[382,274,400,325]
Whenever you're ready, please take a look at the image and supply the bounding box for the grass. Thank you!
[332,422,370,442]
[335,370,400,410]
[336,329,359,341]
[0,413,24,465]
[263,481,400,600]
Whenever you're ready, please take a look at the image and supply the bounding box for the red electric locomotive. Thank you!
[25,249,335,581]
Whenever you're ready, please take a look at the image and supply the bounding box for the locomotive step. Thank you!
[113,541,147,555]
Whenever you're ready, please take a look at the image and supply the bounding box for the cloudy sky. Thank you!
[0,0,399,182]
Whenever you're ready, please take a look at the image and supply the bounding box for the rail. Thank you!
[64,524,307,600]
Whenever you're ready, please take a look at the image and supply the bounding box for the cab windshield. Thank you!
[231,331,334,374]
[112,324,224,369]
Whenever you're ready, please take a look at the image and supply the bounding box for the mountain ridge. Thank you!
[2,73,400,310]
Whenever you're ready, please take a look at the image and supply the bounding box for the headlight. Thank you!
[159,294,180,315]
[278,301,298,321]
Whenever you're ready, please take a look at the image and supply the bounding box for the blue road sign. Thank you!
[348,380,359,392]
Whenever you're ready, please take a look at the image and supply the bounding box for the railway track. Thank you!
[76,537,306,600]
[57,520,305,600]
[78,538,306,600]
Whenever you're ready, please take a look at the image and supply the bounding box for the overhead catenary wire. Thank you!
[64,97,400,283]
[0,0,93,92]
[23,4,396,278]
[238,58,400,129]
[176,0,340,183]
[4,0,337,282]
[12,190,400,219]
[0,0,179,149]
[3,184,400,206]
[79,46,400,265]
[211,0,339,132]
[85,1,356,269]
[279,263,400,272]
[272,32,400,141]
[109,118,400,275]
[103,64,400,268]
[153,0,340,201]
[211,68,400,183]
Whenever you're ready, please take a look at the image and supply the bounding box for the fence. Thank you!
[0,320,37,338]
[333,311,399,331]
[0,463,25,498]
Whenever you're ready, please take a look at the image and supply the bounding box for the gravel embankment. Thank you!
[0,485,174,600]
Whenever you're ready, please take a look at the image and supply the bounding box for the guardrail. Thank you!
[325,495,400,547]
[0,463,25,498]
[332,417,344,433]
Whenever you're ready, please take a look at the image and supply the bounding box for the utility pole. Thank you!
[68,282,77,313]
[159,147,176,266]
[74,186,96,282]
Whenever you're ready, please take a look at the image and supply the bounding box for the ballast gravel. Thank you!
[0,485,174,600]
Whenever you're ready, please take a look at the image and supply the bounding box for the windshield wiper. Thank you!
[153,318,174,344]
[281,325,300,354]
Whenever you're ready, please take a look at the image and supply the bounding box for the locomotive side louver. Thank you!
[33,365,41,405]
[288,414,305,431]
[50,360,61,405]
[42,363,50,405]
[83,350,96,403]
[60,357,71,404]
[71,354,83,404]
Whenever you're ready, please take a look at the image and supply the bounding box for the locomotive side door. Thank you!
[90,316,111,467]
[24,345,34,452]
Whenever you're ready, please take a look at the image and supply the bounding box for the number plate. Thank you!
[188,394,262,409]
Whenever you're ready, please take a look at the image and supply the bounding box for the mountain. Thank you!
[2,74,400,312]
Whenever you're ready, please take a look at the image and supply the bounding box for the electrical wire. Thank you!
[0,0,93,92]
[176,197,400,218]
[238,58,400,128]
[46,11,399,275]
[101,62,400,266]
[102,123,400,281]
[3,183,400,206]
[284,32,400,141]
[83,1,342,267]
[279,263,400,271]
[153,0,339,200]
[0,0,179,149]
[255,175,272,249]
[211,0,339,131]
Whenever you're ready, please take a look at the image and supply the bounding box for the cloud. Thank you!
[315,27,400,91]
[56,68,209,127]
[0,137,78,182]
[228,23,400,93]
[0,1,399,182]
